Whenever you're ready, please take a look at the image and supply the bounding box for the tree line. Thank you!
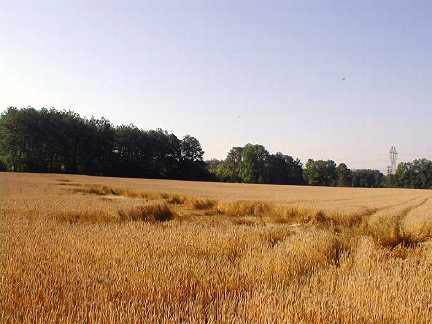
[207,144,304,184]
[208,146,385,188]
[394,159,432,189]
[1,107,431,189]
[0,107,209,180]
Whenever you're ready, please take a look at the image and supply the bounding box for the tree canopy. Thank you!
[210,144,304,185]
[304,159,337,186]
[2,107,431,189]
[0,107,209,180]
[395,159,432,189]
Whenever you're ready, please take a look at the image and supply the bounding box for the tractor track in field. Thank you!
[398,198,429,219]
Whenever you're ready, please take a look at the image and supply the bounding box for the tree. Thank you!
[395,159,432,189]
[0,107,209,181]
[0,107,20,171]
[179,135,208,180]
[304,159,337,186]
[210,144,304,185]
[239,144,269,183]
[222,147,243,181]
[180,135,204,163]
[336,163,352,187]
[351,169,384,188]
[206,159,223,171]
[266,153,304,185]
[325,160,337,186]
[0,159,6,171]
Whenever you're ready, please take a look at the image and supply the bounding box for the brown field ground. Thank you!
[1,172,432,323]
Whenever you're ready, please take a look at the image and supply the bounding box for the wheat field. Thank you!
[1,173,432,323]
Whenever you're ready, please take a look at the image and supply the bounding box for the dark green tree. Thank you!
[0,107,208,180]
[0,159,6,171]
[395,159,432,189]
[304,159,337,186]
[239,144,269,183]
[179,135,207,180]
[223,147,243,181]
[351,169,384,188]
[336,163,352,187]
[266,153,304,185]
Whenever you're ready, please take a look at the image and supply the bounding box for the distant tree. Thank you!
[304,159,337,186]
[205,159,224,181]
[382,174,396,188]
[206,159,223,170]
[78,116,115,175]
[336,163,352,187]
[0,107,209,180]
[266,153,304,185]
[180,135,204,162]
[223,147,244,181]
[239,144,269,183]
[304,159,319,185]
[147,129,182,178]
[211,144,304,185]
[113,125,148,177]
[325,160,338,186]
[395,159,432,189]
[0,159,6,171]
[288,157,305,185]
[0,107,20,171]
[6,107,431,188]
[351,169,384,188]
[266,153,289,184]
[179,135,209,180]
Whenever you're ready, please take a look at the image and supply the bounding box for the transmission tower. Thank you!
[389,146,398,174]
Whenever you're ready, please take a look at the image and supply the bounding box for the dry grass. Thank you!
[2,173,432,322]
[73,184,203,208]
[401,198,432,242]
[216,200,273,217]
[53,201,176,224]
[73,184,161,200]
[160,192,187,204]
[118,201,176,223]
[185,197,217,210]
[54,209,119,224]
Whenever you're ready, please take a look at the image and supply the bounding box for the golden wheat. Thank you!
[1,172,432,323]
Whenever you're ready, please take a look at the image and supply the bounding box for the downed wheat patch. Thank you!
[118,201,176,223]
[216,200,273,217]
[185,197,217,210]
[54,209,118,224]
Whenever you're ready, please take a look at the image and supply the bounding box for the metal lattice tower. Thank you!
[389,146,398,174]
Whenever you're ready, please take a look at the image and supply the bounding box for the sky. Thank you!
[1,0,431,171]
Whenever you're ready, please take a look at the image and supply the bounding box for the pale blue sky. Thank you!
[1,1,431,171]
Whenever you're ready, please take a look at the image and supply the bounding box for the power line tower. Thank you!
[389,146,398,174]
[387,166,392,176]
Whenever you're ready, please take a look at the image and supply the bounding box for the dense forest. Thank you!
[0,107,209,180]
[1,107,431,189]
[208,149,384,188]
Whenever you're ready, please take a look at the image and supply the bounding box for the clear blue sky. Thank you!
[1,0,431,171]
